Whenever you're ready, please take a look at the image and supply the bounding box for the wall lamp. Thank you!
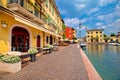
[1,21,8,28]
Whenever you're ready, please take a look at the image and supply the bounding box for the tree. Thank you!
[62,34,66,39]
[110,33,116,37]
[93,37,99,42]
[103,37,110,43]
[103,34,107,37]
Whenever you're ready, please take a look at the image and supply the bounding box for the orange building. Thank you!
[65,27,76,40]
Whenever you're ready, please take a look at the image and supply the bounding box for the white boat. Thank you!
[116,43,120,46]
[108,43,118,46]
[79,42,86,47]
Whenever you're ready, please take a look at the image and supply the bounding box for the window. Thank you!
[52,6,54,15]
[69,31,71,33]
[91,32,93,34]
[45,0,48,7]
[49,2,51,12]
[87,36,89,37]
[34,3,39,17]
[96,32,98,34]
[88,32,89,34]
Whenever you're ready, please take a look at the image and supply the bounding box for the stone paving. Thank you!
[0,44,88,80]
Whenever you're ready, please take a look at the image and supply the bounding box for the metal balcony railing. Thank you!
[8,0,47,24]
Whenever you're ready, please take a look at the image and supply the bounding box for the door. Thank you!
[37,35,41,47]
[11,27,29,52]
[50,35,53,45]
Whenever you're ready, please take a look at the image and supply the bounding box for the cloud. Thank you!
[64,18,80,27]
[114,4,120,17]
[97,15,104,20]
[106,19,120,34]
[81,19,87,23]
[96,22,103,26]
[75,3,86,10]
[97,26,106,29]
[99,0,116,6]
[58,8,68,15]
[88,8,99,14]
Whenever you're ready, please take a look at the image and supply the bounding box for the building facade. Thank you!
[65,27,76,40]
[86,29,104,43]
[109,32,120,43]
[0,0,64,52]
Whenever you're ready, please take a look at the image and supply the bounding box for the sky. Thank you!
[56,0,120,38]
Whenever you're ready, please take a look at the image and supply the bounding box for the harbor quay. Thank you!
[0,44,102,80]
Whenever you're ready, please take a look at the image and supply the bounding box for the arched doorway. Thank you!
[37,35,41,47]
[11,27,29,52]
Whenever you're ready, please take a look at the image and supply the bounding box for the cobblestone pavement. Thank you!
[0,44,88,80]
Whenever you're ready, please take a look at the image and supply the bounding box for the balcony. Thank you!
[48,23,57,32]
[35,0,46,3]
[7,0,47,24]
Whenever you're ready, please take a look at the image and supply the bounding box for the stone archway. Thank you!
[11,27,29,52]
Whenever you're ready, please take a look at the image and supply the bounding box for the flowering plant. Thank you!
[0,55,21,63]
[28,48,38,54]
[47,45,53,49]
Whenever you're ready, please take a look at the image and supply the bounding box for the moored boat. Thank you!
[79,42,86,47]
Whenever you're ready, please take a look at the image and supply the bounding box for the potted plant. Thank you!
[0,55,21,73]
[28,48,38,62]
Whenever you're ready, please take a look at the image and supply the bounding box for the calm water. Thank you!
[83,44,120,80]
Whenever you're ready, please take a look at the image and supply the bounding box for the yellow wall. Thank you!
[86,30,104,43]
[0,0,7,7]
[118,37,120,43]
[42,0,63,34]
[0,11,45,52]
[0,0,61,53]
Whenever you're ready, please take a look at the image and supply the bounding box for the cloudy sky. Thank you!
[56,0,120,37]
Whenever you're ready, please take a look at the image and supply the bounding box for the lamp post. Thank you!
[79,21,82,43]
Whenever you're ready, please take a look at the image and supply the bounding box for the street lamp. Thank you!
[79,21,82,42]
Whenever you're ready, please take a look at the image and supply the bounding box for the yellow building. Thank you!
[86,29,104,43]
[109,32,120,43]
[0,0,64,53]
[72,28,76,38]
[117,32,120,43]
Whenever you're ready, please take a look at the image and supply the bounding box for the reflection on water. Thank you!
[84,44,120,80]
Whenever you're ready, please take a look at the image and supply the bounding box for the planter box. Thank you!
[0,61,21,73]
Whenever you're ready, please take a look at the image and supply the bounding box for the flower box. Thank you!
[0,61,21,73]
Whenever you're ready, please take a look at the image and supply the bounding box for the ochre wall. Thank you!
[0,12,44,52]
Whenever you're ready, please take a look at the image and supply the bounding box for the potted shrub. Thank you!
[47,45,54,53]
[0,55,21,73]
[28,48,38,62]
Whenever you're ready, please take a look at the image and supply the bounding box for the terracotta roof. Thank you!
[87,29,104,32]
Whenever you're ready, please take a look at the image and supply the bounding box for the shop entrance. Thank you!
[11,27,29,52]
